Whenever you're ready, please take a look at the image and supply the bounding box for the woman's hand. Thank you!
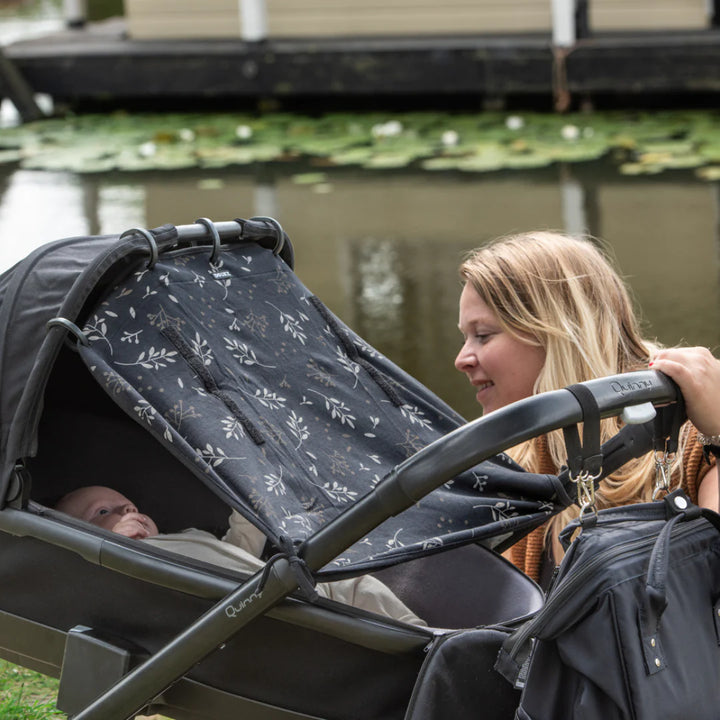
[650,347,720,437]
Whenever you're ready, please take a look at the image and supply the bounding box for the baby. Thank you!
[55,485,159,539]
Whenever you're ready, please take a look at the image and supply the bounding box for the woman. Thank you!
[454,231,720,585]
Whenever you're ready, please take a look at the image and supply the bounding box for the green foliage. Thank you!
[0,661,64,720]
[0,109,719,178]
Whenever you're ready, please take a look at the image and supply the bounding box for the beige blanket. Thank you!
[145,511,425,626]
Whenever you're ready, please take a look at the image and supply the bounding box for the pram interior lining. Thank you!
[29,345,231,536]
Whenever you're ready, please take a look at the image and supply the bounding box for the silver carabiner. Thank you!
[570,467,601,516]
[652,445,674,500]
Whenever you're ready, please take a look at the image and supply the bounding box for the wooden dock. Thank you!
[2,16,720,112]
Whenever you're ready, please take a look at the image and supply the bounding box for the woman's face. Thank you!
[454,284,546,414]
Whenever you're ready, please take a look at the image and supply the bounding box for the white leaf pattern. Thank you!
[115,346,178,370]
[267,301,308,344]
[190,332,213,366]
[307,389,355,428]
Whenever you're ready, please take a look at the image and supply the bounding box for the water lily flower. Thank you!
[505,115,525,130]
[178,128,196,142]
[441,130,459,147]
[235,124,253,140]
[561,124,580,140]
[138,141,157,158]
[372,120,403,139]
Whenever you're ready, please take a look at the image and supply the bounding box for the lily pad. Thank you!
[196,144,286,167]
[291,172,329,185]
[0,107,718,178]
[0,149,22,165]
[329,147,376,165]
[696,165,720,181]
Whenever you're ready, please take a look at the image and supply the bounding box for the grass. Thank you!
[0,661,64,720]
[0,661,169,720]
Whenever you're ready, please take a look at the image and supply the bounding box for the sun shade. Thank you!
[77,239,562,576]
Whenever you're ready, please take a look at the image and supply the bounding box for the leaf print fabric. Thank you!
[78,242,563,577]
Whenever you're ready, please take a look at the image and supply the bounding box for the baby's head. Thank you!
[55,486,159,539]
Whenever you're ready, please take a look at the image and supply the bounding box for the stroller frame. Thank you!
[0,216,681,720]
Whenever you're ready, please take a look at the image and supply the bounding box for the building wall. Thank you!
[124,1,710,43]
[591,0,707,31]
[126,0,548,40]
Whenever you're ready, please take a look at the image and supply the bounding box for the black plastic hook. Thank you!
[195,217,222,265]
[250,216,285,255]
[120,227,159,269]
[46,317,90,347]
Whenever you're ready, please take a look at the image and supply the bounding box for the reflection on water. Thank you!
[0,0,61,45]
[0,161,718,418]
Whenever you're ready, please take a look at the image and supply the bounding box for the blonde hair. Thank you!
[459,231,681,553]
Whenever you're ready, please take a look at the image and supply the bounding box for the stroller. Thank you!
[0,215,681,720]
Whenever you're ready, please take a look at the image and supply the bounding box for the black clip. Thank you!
[250,216,285,255]
[194,217,222,265]
[258,535,318,603]
[46,317,90,348]
[120,227,159,269]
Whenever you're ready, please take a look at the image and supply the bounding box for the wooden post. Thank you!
[63,0,87,28]
[575,0,590,38]
[552,0,577,47]
[0,49,44,123]
[240,0,268,41]
[560,165,587,235]
[710,0,720,27]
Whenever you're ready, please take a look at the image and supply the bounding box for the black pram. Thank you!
[0,216,681,720]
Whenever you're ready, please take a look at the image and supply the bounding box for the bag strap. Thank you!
[638,489,720,673]
[562,383,602,480]
[561,384,603,515]
[645,490,720,621]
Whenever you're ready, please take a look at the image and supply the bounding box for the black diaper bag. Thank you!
[496,489,720,720]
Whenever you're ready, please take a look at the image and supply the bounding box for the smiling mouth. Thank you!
[474,381,493,392]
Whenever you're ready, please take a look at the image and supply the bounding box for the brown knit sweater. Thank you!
[506,425,713,584]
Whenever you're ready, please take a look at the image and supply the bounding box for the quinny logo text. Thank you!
[610,379,653,396]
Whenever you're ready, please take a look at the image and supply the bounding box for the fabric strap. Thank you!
[562,383,602,480]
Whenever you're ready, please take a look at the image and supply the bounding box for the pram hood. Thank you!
[0,221,288,498]
[0,218,677,579]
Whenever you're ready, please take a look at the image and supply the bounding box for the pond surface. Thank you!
[1,159,718,419]
[0,2,719,420]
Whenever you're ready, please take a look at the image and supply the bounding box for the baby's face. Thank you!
[57,486,159,539]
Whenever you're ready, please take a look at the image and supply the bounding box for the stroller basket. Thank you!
[0,216,681,720]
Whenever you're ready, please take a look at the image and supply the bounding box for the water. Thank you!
[0,0,61,44]
[0,3,719,420]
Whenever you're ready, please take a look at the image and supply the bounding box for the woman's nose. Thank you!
[454,344,476,372]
